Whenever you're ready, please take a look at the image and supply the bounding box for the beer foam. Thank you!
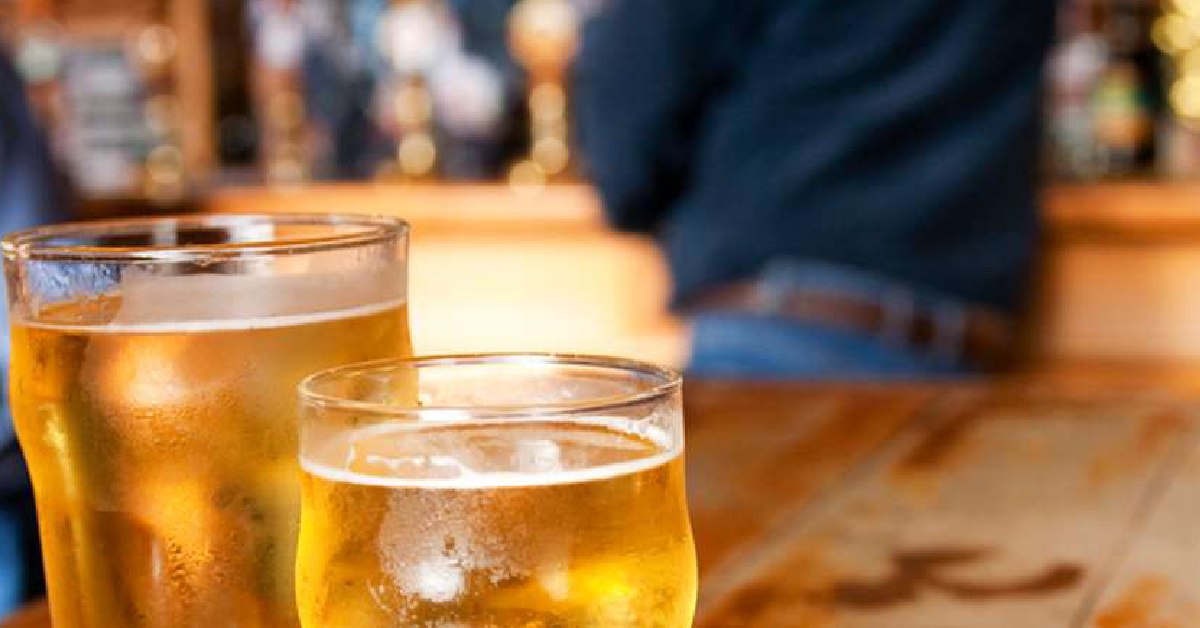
[20,297,407,334]
[302,418,682,490]
[20,262,406,333]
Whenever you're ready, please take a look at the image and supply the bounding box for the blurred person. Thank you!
[0,49,68,614]
[575,1,1055,378]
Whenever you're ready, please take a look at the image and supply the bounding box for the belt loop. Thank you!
[880,287,916,347]
[931,302,968,363]
[755,276,788,315]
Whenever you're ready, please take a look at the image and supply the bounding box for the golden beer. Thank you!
[11,297,410,624]
[11,296,411,627]
[297,420,697,627]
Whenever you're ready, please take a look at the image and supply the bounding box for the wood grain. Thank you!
[1085,427,1200,628]
[683,383,938,573]
[696,390,1197,627]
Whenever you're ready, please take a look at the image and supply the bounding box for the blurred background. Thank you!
[0,0,1197,369]
[6,0,1200,620]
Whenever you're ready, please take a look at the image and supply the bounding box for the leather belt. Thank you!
[688,281,1016,371]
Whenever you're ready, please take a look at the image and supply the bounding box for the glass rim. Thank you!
[2,212,409,263]
[299,353,683,419]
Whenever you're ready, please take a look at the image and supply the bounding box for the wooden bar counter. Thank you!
[6,370,1200,627]
[198,181,1200,365]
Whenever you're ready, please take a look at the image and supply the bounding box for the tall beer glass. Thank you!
[4,214,411,627]
[297,354,697,627]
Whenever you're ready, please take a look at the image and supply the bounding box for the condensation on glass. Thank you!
[297,353,697,627]
[3,213,412,628]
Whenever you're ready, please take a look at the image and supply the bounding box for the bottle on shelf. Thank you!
[1047,0,1109,179]
[1091,0,1161,177]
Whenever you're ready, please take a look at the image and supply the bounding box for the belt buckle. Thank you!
[882,288,969,365]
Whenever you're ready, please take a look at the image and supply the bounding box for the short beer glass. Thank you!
[297,354,697,627]
[4,214,412,627]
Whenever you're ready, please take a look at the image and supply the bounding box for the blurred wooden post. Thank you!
[169,0,214,183]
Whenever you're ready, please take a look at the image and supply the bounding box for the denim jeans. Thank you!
[687,261,980,379]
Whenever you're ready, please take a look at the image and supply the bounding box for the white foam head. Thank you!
[302,417,681,490]
[26,261,406,332]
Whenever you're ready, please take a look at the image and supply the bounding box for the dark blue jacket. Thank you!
[575,0,1055,311]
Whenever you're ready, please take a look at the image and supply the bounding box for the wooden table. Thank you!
[6,377,1199,627]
